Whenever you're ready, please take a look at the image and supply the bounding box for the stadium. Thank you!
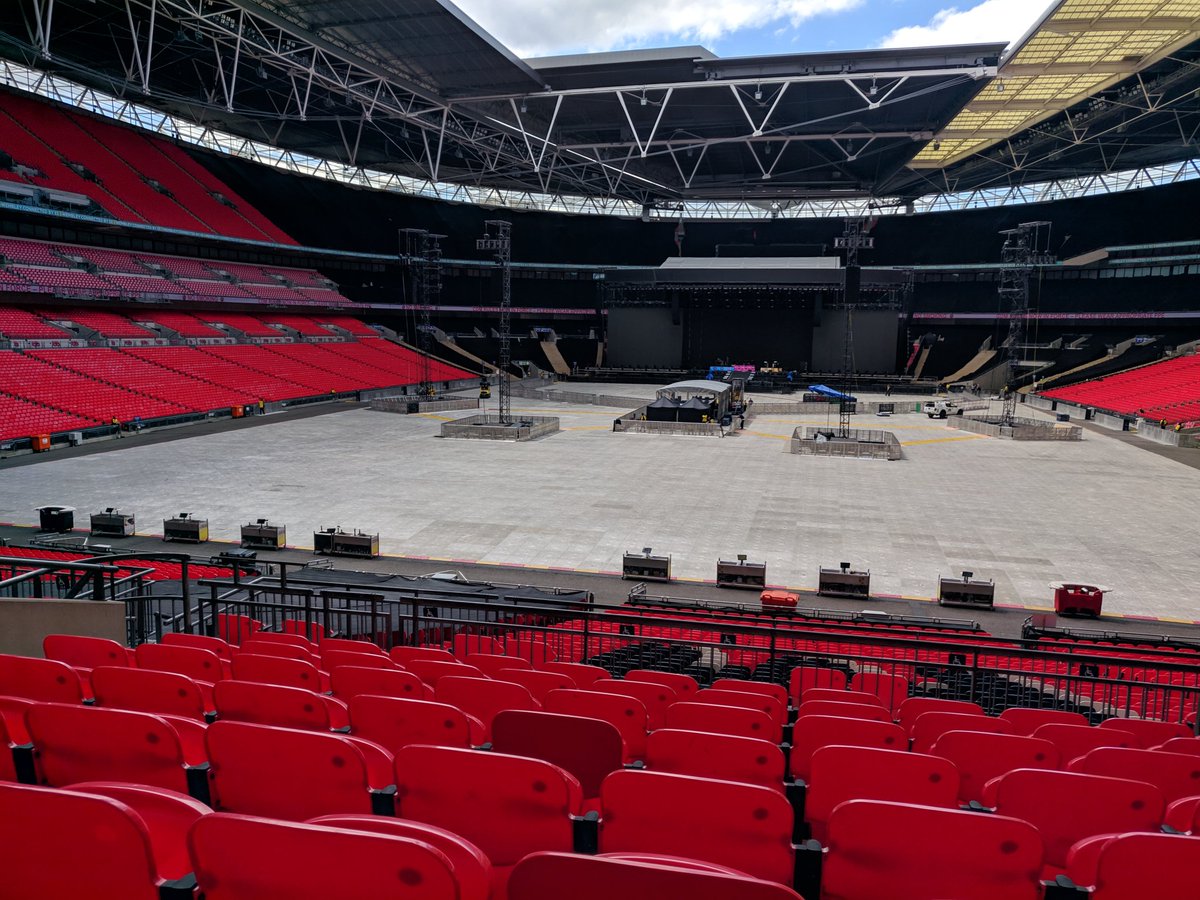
[1,0,1200,895]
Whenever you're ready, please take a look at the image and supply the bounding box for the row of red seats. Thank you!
[1045,354,1200,425]
[0,547,233,583]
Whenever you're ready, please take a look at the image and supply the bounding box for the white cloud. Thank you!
[881,0,1051,49]
[451,0,863,58]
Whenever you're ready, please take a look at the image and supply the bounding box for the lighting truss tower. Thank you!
[403,229,444,397]
[833,218,875,437]
[996,221,1054,427]
[476,221,513,425]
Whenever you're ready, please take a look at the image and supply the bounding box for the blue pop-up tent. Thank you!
[807,384,857,402]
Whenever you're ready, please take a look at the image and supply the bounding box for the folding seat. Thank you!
[330,665,431,702]
[390,646,457,666]
[1164,795,1200,832]
[644,728,785,793]
[598,770,794,885]
[204,720,393,820]
[804,746,959,842]
[497,667,576,702]
[664,700,775,741]
[694,688,786,735]
[0,653,87,703]
[188,813,460,899]
[91,665,209,720]
[1068,746,1200,804]
[231,652,328,692]
[540,660,611,687]
[213,679,349,731]
[929,730,1059,803]
[435,675,539,741]
[0,695,33,743]
[796,699,891,723]
[848,671,910,711]
[216,613,261,645]
[508,851,805,900]
[406,659,486,687]
[281,619,326,642]
[238,640,317,663]
[1098,716,1192,749]
[26,703,206,795]
[243,631,313,651]
[544,688,649,762]
[998,706,1087,735]
[789,715,907,781]
[590,679,676,730]
[163,631,233,660]
[309,814,493,900]
[820,800,1044,900]
[712,678,789,707]
[896,696,983,734]
[1063,831,1200,899]
[43,634,133,671]
[0,781,196,899]
[321,637,383,655]
[321,648,397,672]
[910,711,1011,753]
[626,670,699,698]
[0,712,19,781]
[492,709,623,801]
[350,692,484,751]
[1158,736,1200,755]
[982,768,1164,874]
[136,642,228,684]
[503,636,557,666]
[1033,723,1136,763]
[393,744,582,893]
[452,633,505,656]
[788,666,847,704]
[466,653,533,676]
[799,687,883,708]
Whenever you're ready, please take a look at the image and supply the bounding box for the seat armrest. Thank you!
[370,785,398,817]
[572,810,600,854]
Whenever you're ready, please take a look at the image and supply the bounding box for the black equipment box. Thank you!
[36,505,74,533]
[938,572,995,610]
[622,549,672,582]
[163,513,208,543]
[819,562,871,598]
[716,556,767,590]
[90,508,135,538]
[241,519,286,550]
[314,527,380,558]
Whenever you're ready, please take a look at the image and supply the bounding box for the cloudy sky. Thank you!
[451,0,1054,59]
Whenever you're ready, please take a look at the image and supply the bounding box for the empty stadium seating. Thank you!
[1044,354,1200,425]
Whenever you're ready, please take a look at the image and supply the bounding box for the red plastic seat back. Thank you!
[394,744,582,867]
[694,689,785,733]
[1159,737,1200,756]
[1066,831,1200,899]
[135,643,226,684]
[543,688,648,761]
[230,653,323,691]
[436,676,539,739]
[589,680,676,730]
[216,614,260,646]
[162,632,232,660]
[205,720,384,819]
[797,700,891,723]
[91,666,208,720]
[897,697,983,734]
[0,714,17,781]
[492,709,624,798]
[789,715,906,780]
[999,707,1087,736]
[539,661,610,687]
[508,852,804,900]
[645,728,785,792]
[929,730,1060,802]
[320,637,383,655]
[599,770,794,885]
[1099,717,1192,749]
[43,635,131,670]
[0,653,85,703]
[238,641,316,664]
[848,671,909,712]
[1069,747,1200,804]
[281,619,325,643]
[321,648,396,672]
[664,701,775,741]
[188,813,458,899]
[626,670,699,698]
[26,703,190,791]
[788,666,847,704]
[242,632,313,651]
[910,711,1011,753]
[1033,723,1136,763]
[390,646,457,666]
[985,768,1165,869]
[711,678,788,707]
[1164,795,1200,833]
[406,659,485,687]
[799,687,883,708]
[466,653,533,676]
[496,668,576,702]
[0,782,164,900]
[349,694,478,750]
[822,800,1044,900]
[213,679,335,731]
[331,666,428,702]
[453,633,504,656]
[806,746,960,841]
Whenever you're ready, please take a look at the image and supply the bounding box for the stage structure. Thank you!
[402,228,445,398]
[833,218,874,437]
[997,222,1055,427]
[477,221,514,425]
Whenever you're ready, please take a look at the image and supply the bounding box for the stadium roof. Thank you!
[0,0,1198,211]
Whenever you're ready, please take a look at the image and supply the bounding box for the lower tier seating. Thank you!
[1044,354,1200,426]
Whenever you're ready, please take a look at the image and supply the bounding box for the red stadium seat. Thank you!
[213,679,348,731]
[320,648,397,672]
[135,642,228,684]
[309,814,493,900]
[693,688,786,735]
[205,720,392,820]
[1098,717,1193,749]
[162,632,232,660]
[982,768,1165,873]
[1164,795,1200,833]
[896,696,983,734]
[43,634,133,671]
[0,712,19,781]
[664,700,775,741]
[539,661,610,687]
[589,680,676,730]
[237,641,317,664]
[1064,831,1200,899]
[390,646,457,666]
[929,729,1060,802]
[543,688,649,762]
[349,694,483,750]
[821,800,1044,899]
[230,653,328,692]
[330,665,431,702]
[320,637,384,655]
[281,619,326,643]
[0,653,87,703]
[712,678,789,707]
[91,665,209,720]
[796,699,891,723]
[789,715,906,781]
[406,659,486,687]
[1158,737,1200,755]
[242,631,313,651]
[497,668,577,702]
[1068,747,1200,804]
[435,676,539,740]
[848,671,909,711]
[0,695,32,744]
[466,653,533,676]
[644,728,785,793]
[188,813,459,899]
[492,709,624,800]
[508,852,804,900]
[910,711,1011,753]
[805,746,959,842]
[625,670,699,698]
[1033,723,1136,763]
[799,687,883,708]
[788,666,847,704]
[216,614,261,646]
[452,634,505,656]
[998,706,1087,736]
[598,770,794,885]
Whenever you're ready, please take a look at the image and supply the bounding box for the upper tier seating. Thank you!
[36,308,155,338]
[133,310,227,337]
[1044,354,1200,425]
[0,306,69,339]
